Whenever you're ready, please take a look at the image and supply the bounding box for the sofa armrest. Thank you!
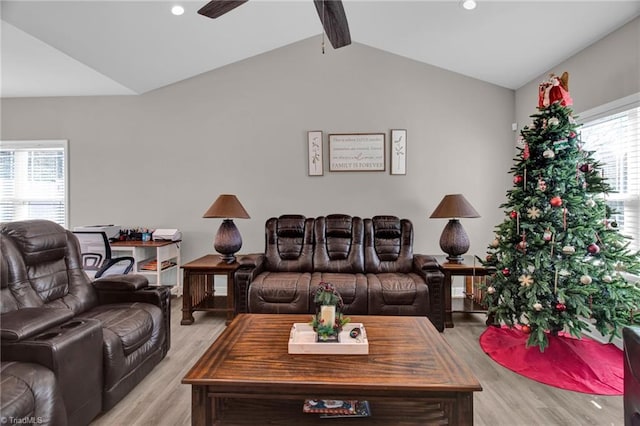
[1,318,104,426]
[235,253,266,314]
[1,308,75,342]
[93,273,149,291]
[413,254,445,332]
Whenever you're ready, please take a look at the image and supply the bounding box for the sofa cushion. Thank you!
[0,361,67,425]
[314,215,365,273]
[248,272,311,313]
[367,272,429,315]
[81,304,153,356]
[364,217,414,273]
[265,216,314,272]
[310,272,368,314]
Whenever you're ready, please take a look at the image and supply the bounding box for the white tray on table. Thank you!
[288,322,369,355]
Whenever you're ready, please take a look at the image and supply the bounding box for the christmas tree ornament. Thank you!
[543,229,552,241]
[548,117,560,126]
[537,178,547,191]
[587,243,600,254]
[603,275,613,283]
[527,206,541,219]
[579,163,592,173]
[538,72,573,107]
[585,199,596,208]
[522,143,530,160]
[555,302,567,312]
[559,269,571,277]
[527,265,535,273]
[487,286,496,294]
[580,275,592,285]
[518,274,533,287]
[543,148,555,159]
[521,324,531,334]
[509,211,518,219]
[513,175,523,185]
[533,302,543,311]
[550,196,563,207]
[517,240,527,252]
[502,268,511,276]
[490,238,500,248]
[611,220,618,228]
[562,245,576,255]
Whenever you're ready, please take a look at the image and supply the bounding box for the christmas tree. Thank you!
[483,72,640,351]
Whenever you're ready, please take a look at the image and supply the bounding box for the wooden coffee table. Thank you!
[182,314,482,425]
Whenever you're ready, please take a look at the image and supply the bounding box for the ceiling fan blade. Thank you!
[198,0,248,19]
[313,0,351,49]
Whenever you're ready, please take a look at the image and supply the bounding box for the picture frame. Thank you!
[390,129,407,175]
[328,133,386,172]
[307,131,324,176]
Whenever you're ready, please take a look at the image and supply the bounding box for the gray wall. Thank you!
[1,37,516,265]
[515,17,639,127]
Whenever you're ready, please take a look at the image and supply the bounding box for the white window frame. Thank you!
[0,140,69,228]
[579,93,640,253]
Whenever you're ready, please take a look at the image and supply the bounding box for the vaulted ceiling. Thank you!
[1,0,639,98]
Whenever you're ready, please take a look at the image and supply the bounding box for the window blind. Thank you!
[581,104,639,251]
[0,140,68,227]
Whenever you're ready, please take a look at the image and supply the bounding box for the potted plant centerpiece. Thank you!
[311,282,350,342]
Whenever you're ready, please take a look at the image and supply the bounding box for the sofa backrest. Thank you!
[313,215,364,273]
[0,220,98,314]
[364,216,414,273]
[264,215,315,272]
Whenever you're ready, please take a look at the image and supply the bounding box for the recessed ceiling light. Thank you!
[462,0,477,10]
[171,5,185,16]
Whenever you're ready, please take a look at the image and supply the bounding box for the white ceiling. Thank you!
[1,0,639,98]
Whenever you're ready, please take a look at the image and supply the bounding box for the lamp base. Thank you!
[214,219,242,264]
[439,219,470,263]
[445,255,465,264]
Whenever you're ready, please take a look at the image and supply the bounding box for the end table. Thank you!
[181,254,239,325]
[436,255,491,328]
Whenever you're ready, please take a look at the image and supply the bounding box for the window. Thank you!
[0,140,68,227]
[580,95,639,252]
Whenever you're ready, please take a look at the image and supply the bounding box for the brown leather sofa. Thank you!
[624,325,640,426]
[0,220,171,426]
[235,215,445,331]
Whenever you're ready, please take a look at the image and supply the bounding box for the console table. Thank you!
[181,254,239,325]
[436,255,491,328]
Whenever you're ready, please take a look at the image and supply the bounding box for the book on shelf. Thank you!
[302,399,371,418]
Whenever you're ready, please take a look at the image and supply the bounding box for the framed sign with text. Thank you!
[328,133,386,172]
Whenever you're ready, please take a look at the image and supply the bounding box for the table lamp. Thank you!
[203,194,250,263]
[429,194,480,263]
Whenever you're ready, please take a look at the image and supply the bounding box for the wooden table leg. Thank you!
[450,392,474,426]
[191,386,212,426]
[225,271,235,325]
[181,271,195,325]
[443,271,454,328]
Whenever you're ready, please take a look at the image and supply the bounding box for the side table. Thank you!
[436,255,491,328]
[181,254,239,325]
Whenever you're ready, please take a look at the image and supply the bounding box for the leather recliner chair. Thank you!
[624,325,640,426]
[0,220,171,426]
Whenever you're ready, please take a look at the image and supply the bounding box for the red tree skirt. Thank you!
[479,325,623,395]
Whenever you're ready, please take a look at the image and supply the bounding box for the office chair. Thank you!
[73,231,134,278]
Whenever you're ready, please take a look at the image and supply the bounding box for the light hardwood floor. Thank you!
[91,297,623,425]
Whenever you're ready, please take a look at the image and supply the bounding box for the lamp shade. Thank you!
[429,194,480,219]
[202,194,250,219]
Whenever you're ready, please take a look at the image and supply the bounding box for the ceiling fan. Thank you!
[197,0,351,49]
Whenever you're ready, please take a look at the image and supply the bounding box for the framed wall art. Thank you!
[307,131,323,176]
[390,129,407,175]
[328,133,385,172]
